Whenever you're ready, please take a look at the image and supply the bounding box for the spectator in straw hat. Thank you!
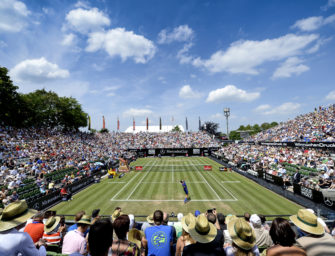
[112,207,123,222]
[249,214,272,249]
[141,213,154,232]
[176,213,196,256]
[62,214,91,255]
[183,213,223,256]
[290,209,335,256]
[224,218,259,256]
[88,218,113,256]
[42,216,66,246]
[0,200,47,256]
[223,215,238,247]
[128,228,144,252]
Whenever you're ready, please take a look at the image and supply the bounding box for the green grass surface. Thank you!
[51,157,302,218]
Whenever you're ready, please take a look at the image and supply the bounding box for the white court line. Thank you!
[221,181,241,183]
[190,163,221,200]
[141,181,205,184]
[111,172,142,199]
[195,158,238,201]
[143,164,204,167]
[172,164,174,183]
[126,161,157,200]
[107,182,126,184]
[110,199,237,202]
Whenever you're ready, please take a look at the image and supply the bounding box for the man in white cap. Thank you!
[0,200,46,256]
[250,214,272,249]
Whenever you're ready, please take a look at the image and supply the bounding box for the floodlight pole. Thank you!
[224,107,230,140]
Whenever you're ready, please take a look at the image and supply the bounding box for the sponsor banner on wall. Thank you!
[135,166,143,171]
[127,148,219,157]
[203,165,212,171]
[241,141,335,149]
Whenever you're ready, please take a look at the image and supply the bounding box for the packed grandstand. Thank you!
[1,105,335,256]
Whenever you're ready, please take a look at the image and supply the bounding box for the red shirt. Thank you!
[24,222,44,243]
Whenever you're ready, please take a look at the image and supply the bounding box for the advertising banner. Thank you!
[128,148,219,157]
[203,165,212,170]
[135,166,143,171]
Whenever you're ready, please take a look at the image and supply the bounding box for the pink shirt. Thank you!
[62,229,87,255]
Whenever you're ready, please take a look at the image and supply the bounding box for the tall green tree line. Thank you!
[0,67,87,130]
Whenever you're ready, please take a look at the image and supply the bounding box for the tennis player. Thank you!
[180,180,190,203]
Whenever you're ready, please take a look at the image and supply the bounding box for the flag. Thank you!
[88,115,91,130]
[117,117,120,131]
[146,117,149,131]
[159,117,162,130]
[199,117,201,131]
[186,117,188,131]
[133,118,135,131]
[103,116,105,129]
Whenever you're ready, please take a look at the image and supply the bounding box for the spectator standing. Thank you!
[183,214,223,256]
[24,211,45,243]
[266,218,306,256]
[62,214,91,255]
[88,218,113,256]
[141,214,154,232]
[142,210,173,256]
[290,209,335,256]
[0,200,46,256]
[109,214,140,256]
[293,169,301,184]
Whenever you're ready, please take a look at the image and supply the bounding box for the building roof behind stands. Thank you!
[124,125,184,133]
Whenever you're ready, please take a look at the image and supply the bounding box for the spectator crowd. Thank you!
[1,200,335,256]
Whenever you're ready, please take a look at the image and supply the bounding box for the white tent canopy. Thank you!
[124,125,184,133]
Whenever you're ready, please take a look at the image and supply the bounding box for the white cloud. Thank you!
[321,0,335,11]
[193,34,318,74]
[0,0,30,33]
[103,85,119,91]
[65,7,110,34]
[61,33,76,46]
[254,104,271,112]
[307,37,332,54]
[106,92,115,97]
[10,57,69,83]
[123,108,153,117]
[206,85,260,103]
[179,85,201,99]
[210,113,224,119]
[325,90,335,101]
[263,102,301,115]
[86,28,156,64]
[177,43,194,64]
[272,57,309,79]
[292,14,335,31]
[158,25,194,44]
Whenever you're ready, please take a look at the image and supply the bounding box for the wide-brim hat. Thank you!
[128,228,144,249]
[181,213,195,233]
[225,215,237,225]
[112,210,123,222]
[0,200,37,231]
[45,216,61,233]
[228,218,256,250]
[188,214,217,244]
[77,215,92,225]
[290,209,324,235]
[146,214,154,224]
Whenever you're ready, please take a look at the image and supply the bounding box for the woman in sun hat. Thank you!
[183,214,223,256]
[225,218,259,256]
[290,209,335,256]
[0,200,47,256]
[176,213,196,256]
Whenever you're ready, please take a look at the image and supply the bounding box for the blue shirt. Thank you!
[145,225,173,256]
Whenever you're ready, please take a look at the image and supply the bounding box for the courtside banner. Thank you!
[135,166,143,171]
[203,165,212,170]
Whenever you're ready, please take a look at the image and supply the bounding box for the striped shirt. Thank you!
[43,231,62,245]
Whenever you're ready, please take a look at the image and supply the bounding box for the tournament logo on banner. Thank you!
[135,166,143,171]
[203,165,212,171]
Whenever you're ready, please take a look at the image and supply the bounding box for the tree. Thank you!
[201,121,219,135]
[229,130,241,140]
[0,67,21,126]
[100,128,109,133]
[171,125,181,132]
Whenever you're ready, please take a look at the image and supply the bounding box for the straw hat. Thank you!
[228,218,256,250]
[44,216,61,233]
[128,228,144,249]
[146,214,154,224]
[290,209,324,235]
[77,215,92,225]
[181,213,195,233]
[0,200,37,231]
[225,215,237,224]
[188,214,217,244]
[112,210,123,222]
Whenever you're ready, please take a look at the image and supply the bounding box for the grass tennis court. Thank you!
[52,157,302,217]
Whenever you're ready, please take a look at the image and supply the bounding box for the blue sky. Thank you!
[1,0,335,132]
